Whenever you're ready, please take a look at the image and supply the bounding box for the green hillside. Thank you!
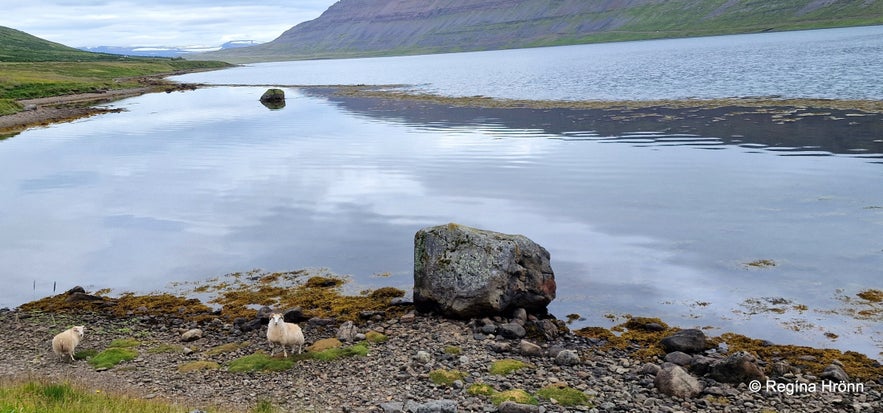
[0,26,128,62]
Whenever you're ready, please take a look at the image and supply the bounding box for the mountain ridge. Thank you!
[195,0,883,63]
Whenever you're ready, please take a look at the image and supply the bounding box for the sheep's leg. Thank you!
[69,353,75,361]
[283,346,288,358]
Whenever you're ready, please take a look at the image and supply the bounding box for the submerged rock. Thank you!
[259,88,286,109]
[413,223,556,319]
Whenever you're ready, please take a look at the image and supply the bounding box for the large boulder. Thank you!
[413,223,556,319]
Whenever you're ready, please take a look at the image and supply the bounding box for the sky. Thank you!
[0,0,340,48]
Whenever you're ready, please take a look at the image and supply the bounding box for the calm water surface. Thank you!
[3,27,882,359]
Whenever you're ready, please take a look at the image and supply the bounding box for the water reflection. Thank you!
[1,87,880,360]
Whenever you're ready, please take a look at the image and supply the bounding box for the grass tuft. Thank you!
[490,389,538,406]
[428,369,467,386]
[311,344,369,361]
[88,348,138,369]
[536,384,591,407]
[489,359,531,375]
[227,353,294,373]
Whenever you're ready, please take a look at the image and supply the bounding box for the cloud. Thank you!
[0,0,338,47]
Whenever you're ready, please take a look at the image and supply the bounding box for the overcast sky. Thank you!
[0,0,340,48]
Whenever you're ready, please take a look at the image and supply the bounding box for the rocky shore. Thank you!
[1,296,880,413]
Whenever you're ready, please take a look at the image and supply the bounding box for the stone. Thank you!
[180,329,203,342]
[820,363,850,382]
[337,320,358,342]
[413,223,556,319]
[518,340,543,357]
[259,88,285,109]
[664,351,694,366]
[533,319,561,341]
[498,401,540,413]
[415,350,432,364]
[555,349,581,366]
[660,329,707,354]
[708,351,766,384]
[498,323,526,339]
[654,364,703,399]
[414,399,457,413]
[283,307,309,323]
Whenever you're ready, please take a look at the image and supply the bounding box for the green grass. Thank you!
[88,348,139,369]
[535,385,591,407]
[489,359,531,375]
[0,379,216,413]
[467,383,496,396]
[490,389,538,406]
[0,99,21,116]
[310,343,369,361]
[365,331,388,343]
[227,353,294,373]
[428,369,466,386]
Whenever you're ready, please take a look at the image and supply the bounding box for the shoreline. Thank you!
[2,284,881,412]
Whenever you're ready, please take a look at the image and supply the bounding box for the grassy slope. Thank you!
[0,26,230,116]
[201,0,883,62]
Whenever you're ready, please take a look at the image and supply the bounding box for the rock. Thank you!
[415,350,432,364]
[379,401,405,413]
[512,308,528,323]
[518,340,542,357]
[414,399,457,413]
[708,351,766,384]
[259,88,285,109]
[640,363,661,376]
[820,362,850,382]
[498,323,526,339]
[689,355,716,376]
[283,307,309,323]
[664,351,693,366]
[413,223,556,319]
[555,349,580,366]
[533,319,562,341]
[654,364,703,398]
[660,329,707,354]
[337,321,358,342]
[180,329,203,342]
[498,400,540,413]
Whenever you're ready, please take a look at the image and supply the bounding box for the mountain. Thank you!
[0,26,123,62]
[80,40,261,58]
[195,0,883,63]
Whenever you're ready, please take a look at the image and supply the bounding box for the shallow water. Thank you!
[3,27,883,360]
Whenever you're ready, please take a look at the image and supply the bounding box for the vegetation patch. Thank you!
[227,353,294,373]
[856,289,883,303]
[0,379,213,413]
[308,338,342,352]
[466,383,496,397]
[489,359,531,375]
[107,338,139,348]
[181,269,411,322]
[428,369,467,386]
[177,361,221,373]
[443,345,462,355]
[311,344,369,361]
[365,331,388,343]
[745,259,776,268]
[490,389,538,406]
[711,332,883,381]
[536,384,591,407]
[72,349,98,361]
[88,348,138,369]
[205,342,245,356]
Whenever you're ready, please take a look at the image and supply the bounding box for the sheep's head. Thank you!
[269,313,283,325]
[73,326,85,337]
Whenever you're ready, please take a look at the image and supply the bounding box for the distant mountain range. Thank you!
[80,40,260,58]
[195,0,883,63]
[0,25,120,62]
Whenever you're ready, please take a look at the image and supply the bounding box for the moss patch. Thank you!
[536,384,591,407]
[227,353,294,373]
[88,348,138,369]
[365,331,388,343]
[205,342,245,356]
[444,345,462,355]
[489,359,531,375]
[311,344,369,361]
[147,343,183,354]
[490,389,538,406]
[467,383,496,396]
[308,338,342,352]
[178,361,220,373]
[428,369,466,386]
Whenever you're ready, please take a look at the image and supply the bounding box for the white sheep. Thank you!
[266,313,304,357]
[51,325,85,361]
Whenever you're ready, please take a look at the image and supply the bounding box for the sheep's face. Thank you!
[73,326,85,337]
[269,313,283,325]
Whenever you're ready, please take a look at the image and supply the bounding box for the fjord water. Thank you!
[3,26,882,359]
